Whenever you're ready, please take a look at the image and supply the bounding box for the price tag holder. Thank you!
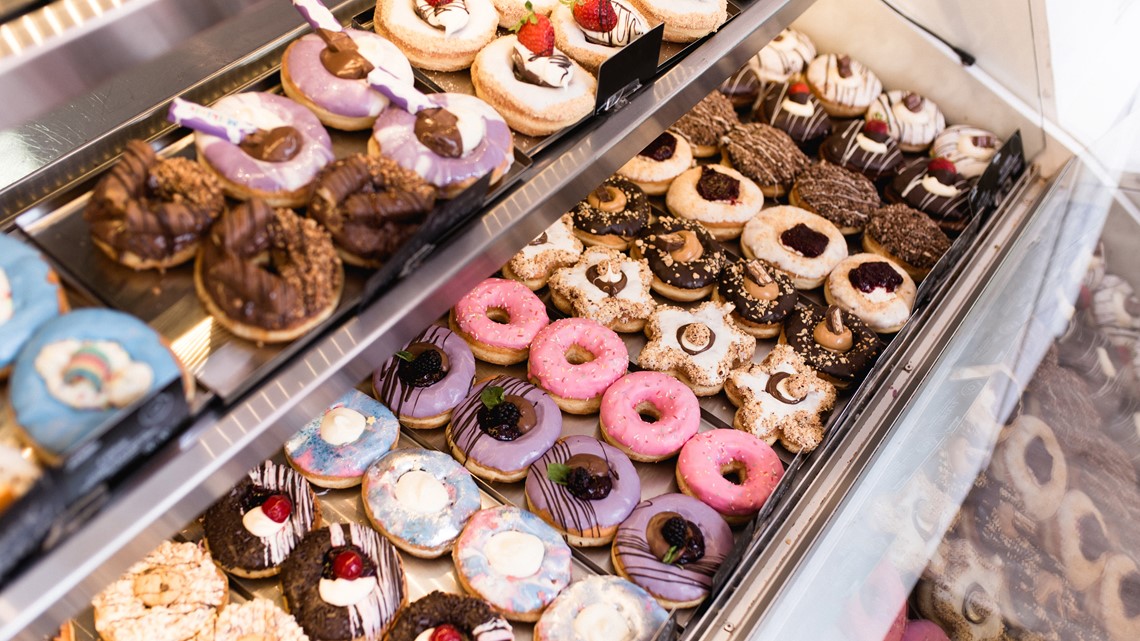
[594,23,665,113]
[968,130,1025,221]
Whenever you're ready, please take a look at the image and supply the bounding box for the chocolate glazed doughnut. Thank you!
[632,216,726,302]
[781,301,882,388]
[85,140,224,270]
[308,154,437,268]
[195,199,344,344]
[384,591,513,641]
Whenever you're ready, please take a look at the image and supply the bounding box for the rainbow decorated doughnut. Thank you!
[676,429,784,524]
[599,371,700,462]
[0,235,65,376]
[534,576,668,641]
[528,317,628,414]
[284,389,400,488]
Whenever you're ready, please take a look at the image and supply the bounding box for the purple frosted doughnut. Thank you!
[447,375,561,479]
[372,326,475,424]
[283,30,414,120]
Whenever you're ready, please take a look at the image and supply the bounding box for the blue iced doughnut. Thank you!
[0,235,65,375]
[284,389,399,489]
[535,576,669,641]
[453,505,572,622]
[11,308,182,459]
[362,448,481,558]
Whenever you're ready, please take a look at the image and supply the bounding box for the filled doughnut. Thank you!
[756,81,832,149]
[549,0,649,72]
[284,389,400,489]
[886,157,972,235]
[671,91,740,158]
[599,371,700,462]
[739,205,847,290]
[713,258,797,338]
[676,428,784,525]
[547,246,656,333]
[780,302,883,388]
[384,591,514,641]
[824,253,917,334]
[720,122,809,198]
[617,131,694,196]
[569,176,650,250]
[664,164,764,241]
[638,300,756,396]
[932,125,1003,179]
[865,90,945,153]
[449,277,550,365]
[805,53,882,118]
[820,118,904,181]
[528,317,629,414]
[0,235,66,378]
[502,214,585,290]
[862,203,951,282]
[374,0,499,71]
[788,161,880,235]
[372,325,476,429]
[631,215,727,301]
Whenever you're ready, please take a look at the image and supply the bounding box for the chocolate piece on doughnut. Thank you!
[789,161,880,235]
[757,81,832,148]
[633,216,726,300]
[886,157,972,235]
[781,301,883,388]
[720,122,809,197]
[715,258,797,337]
[672,91,740,157]
[865,90,946,153]
[820,119,904,181]
[385,591,513,641]
[571,176,651,250]
[752,28,816,84]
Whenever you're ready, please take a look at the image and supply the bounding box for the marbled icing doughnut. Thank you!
[284,389,400,488]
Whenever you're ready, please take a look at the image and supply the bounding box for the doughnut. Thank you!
[569,176,650,250]
[676,429,783,525]
[626,0,726,43]
[611,493,733,609]
[525,435,641,545]
[195,199,344,344]
[491,0,556,27]
[471,33,597,137]
[820,118,904,181]
[1055,319,1135,412]
[780,302,883,389]
[10,308,187,462]
[869,471,956,574]
[0,235,66,378]
[369,92,514,199]
[1041,489,1111,590]
[886,157,972,235]
[534,576,668,641]
[0,443,40,513]
[92,541,228,641]
[284,389,400,489]
[384,591,514,641]
[756,81,832,149]
[599,371,700,462]
[616,131,694,196]
[1092,554,1140,641]
[1090,274,1140,346]
[202,460,321,578]
[915,539,1004,641]
[547,246,656,333]
[865,90,946,153]
[750,28,815,84]
[194,92,334,207]
[843,560,907,641]
[53,621,75,641]
[863,203,951,282]
[725,344,837,453]
[549,1,649,73]
[986,414,1067,521]
[664,164,764,240]
[215,598,308,641]
[502,214,585,290]
[671,91,740,158]
[450,278,550,365]
[718,64,762,111]
[453,505,573,622]
[720,122,809,198]
[788,161,880,235]
[372,325,476,429]
[280,522,406,641]
[281,28,414,130]
[713,258,797,338]
[446,375,561,482]
[528,317,628,414]
[84,140,224,269]
[374,0,499,72]
[631,215,727,301]
[932,125,1003,179]
[307,153,438,268]
[806,54,882,118]
[638,300,756,396]
[739,205,847,290]
[361,448,481,558]
[824,253,917,334]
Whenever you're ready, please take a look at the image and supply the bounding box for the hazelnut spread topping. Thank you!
[316,28,372,80]
[836,55,853,78]
[848,261,903,294]
[1024,436,1054,485]
[414,107,466,158]
[744,260,779,301]
[695,166,741,202]
[814,306,853,352]
[588,184,628,213]
[586,261,627,296]
[766,371,806,404]
[657,230,704,263]
[780,223,829,258]
[638,132,678,162]
[646,513,705,565]
[903,92,924,112]
[239,127,304,163]
[677,323,715,355]
[1078,515,1109,562]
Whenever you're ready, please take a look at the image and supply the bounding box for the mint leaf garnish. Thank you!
[395,350,414,362]
[663,545,680,565]
[480,386,505,409]
[546,463,571,485]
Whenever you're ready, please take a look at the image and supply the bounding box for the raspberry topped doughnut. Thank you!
[617,131,694,196]
[740,205,847,290]
[806,54,882,118]
[375,0,499,72]
[638,301,756,396]
[713,258,797,338]
[600,371,700,462]
[825,253,917,334]
[450,278,550,365]
[664,164,764,241]
[372,325,476,429]
[676,429,784,524]
[284,389,400,488]
[503,214,584,290]
[535,576,668,641]
[528,317,628,414]
[865,90,946,153]
[632,216,727,302]
[570,176,650,250]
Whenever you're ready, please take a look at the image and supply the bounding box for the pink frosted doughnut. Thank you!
[676,429,784,524]
[600,371,700,462]
[528,318,628,414]
[450,278,550,365]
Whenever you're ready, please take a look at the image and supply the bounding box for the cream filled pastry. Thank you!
[550,0,649,72]
[932,125,1003,179]
[626,0,727,43]
[865,90,946,153]
[503,214,585,290]
[375,0,499,71]
[824,253,916,334]
[617,131,694,196]
[548,246,656,333]
[806,54,882,118]
[750,28,815,84]
[638,300,756,396]
[740,205,847,290]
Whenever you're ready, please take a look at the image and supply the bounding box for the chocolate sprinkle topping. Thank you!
[635,217,725,290]
[865,204,950,270]
[571,176,650,238]
[716,259,796,325]
[721,123,809,190]
[792,162,879,230]
[672,91,739,147]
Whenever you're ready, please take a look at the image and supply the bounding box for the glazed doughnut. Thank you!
[525,435,641,546]
[626,0,726,43]
[549,1,649,73]
[617,131,694,196]
[932,125,1003,179]
[384,591,514,641]
[863,203,951,282]
[638,301,756,396]
[824,253,917,334]
[361,448,481,558]
[547,246,656,333]
[599,371,700,462]
[85,140,224,269]
[214,598,308,641]
[307,153,437,268]
[92,541,228,641]
[631,216,727,301]
[671,91,740,158]
[805,54,882,118]
[987,414,1067,521]
[374,0,499,72]
[820,118,904,182]
[447,375,561,482]
[725,344,837,453]
[865,90,946,153]
[284,389,400,489]
[780,302,883,389]
[676,429,784,525]
[720,123,809,198]
[528,317,628,414]
[194,92,334,207]
[534,576,668,641]
[750,28,815,84]
[788,161,880,235]
[195,199,344,344]
[491,0,556,27]
[503,214,584,290]
[713,258,797,338]
[0,235,66,378]
[1092,554,1140,641]
[756,81,832,148]
[611,493,733,609]
[915,539,1004,641]
[570,176,650,250]
[372,325,476,429]
[664,164,764,240]
[718,64,762,110]
[1041,490,1111,591]
[739,205,847,290]
[886,157,972,235]
[453,505,573,622]
[281,28,415,130]
[449,277,550,365]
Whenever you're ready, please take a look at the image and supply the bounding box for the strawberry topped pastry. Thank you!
[550,0,649,72]
[886,157,972,235]
[375,0,498,71]
[820,118,904,181]
[492,0,557,28]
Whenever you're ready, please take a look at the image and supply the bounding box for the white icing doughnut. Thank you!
[865,90,945,151]
[750,28,815,84]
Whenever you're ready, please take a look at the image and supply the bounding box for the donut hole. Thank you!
[487,307,511,324]
[564,345,596,365]
[634,401,660,424]
[720,460,748,486]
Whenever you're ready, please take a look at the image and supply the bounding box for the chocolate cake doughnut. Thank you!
[780,302,883,388]
[720,122,809,198]
[713,258,797,338]
[886,157,972,235]
[632,216,726,301]
[789,161,880,235]
[862,203,951,282]
[671,91,739,157]
[756,81,832,149]
[820,119,904,182]
[383,591,514,641]
[570,176,650,250]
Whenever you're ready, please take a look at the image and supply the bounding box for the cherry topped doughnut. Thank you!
[451,278,550,365]
[385,591,514,641]
[676,429,784,525]
[600,371,700,462]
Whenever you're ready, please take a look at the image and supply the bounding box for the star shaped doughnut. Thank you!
[638,301,755,396]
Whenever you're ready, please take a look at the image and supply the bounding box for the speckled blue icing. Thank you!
[0,235,63,371]
[11,308,180,456]
[535,576,669,641]
[362,448,480,556]
[284,389,399,487]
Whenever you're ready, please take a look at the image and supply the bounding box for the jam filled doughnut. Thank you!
[865,90,946,153]
[612,493,733,609]
[781,302,883,389]
[534,575,668,641]
[453,505,573,622]
[820,118,904,182]
[720,123,809,198]
[1093,554,1140,641]
[639,301,756,397]
[547,246,656,333]
[284,389,400,489]
[372,325,476,429]
[824,253,917,334]
[664,164,764,241]
[617,131,694,196]
[626,0,726,43]
[570,176,650,250]
[307,153,437,268]
[915,539,1004,641]
[713,258,796,338]
[1041,489,1111,591]
[932,125,1003,179]
[503,214,585,290]
[215,598,308,641]
[632,216,727,301]
[751,28,815,84]
[384,591,514,641]
[450,278,550,365]
[676,428,784,525]
[739,205,847,290]
[528,317,629,414]
[0,235,66,378]
[886,157,972,235]
[599,371,700,462]
[789,161,880,235]
[196,199,345,344]
[85,140,224,270]
[757,81,832,149]
[362,448,481,558]
[806,53,882,118]
[863,203,951,282]
[525,435,641,545]
[375,0,499,72]
[550,0,649,73]
[671,91,740,158]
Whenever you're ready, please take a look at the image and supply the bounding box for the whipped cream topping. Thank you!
[863,287,895,303]
[318,576,378,607]
[485,531,544,578]
[320,407,368,445]
[394,469,450,514]
[511,40,572,88]
[454,110,486,157]
[414,629,438,641]
[581,0,647,48]
[780,97,814,118]
[0,269,11,326]
[958,135,997,161]
[921,174,960,197]
[35,339,153,410]
[414,0,470,36]
[573,603,634,641]
[855,133,888,154]
[242,504,288,537]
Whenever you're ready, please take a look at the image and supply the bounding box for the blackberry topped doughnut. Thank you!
[374,0,499,72]
[781,302,883,388]
[739,205,847,290]
[865,90,946,153]
[751,28,815,84]
[550,0,649,72]
[570,176,650,250]
[638,300,756,396]
[671,91,740,158]
[384,591,514,641]
[85,140,224,270]
[789,161,880,235]
[534,576,668,641]
[886,157,972,235]
[284,389,400,488]
[503,214,584,290]
[599,370,700,462]
[806,53,882,118]
[0,235,66,378]
[820,119,904,181]
[450,278,550,365]
[713,258,797,338]
[824,253,917,334]
[863,203,951,282]
[664,164,764,241]
[632,215,727,301]
[215,599,308,641]
[547,246,656,333]
[528,317,628,414]
[617,131,694,196]
[676,428,784,524]
[372,325,475,429]
[757,81,832,148]
[720,122,809,198]
[932,126,1003,179]
[307,153,437,268]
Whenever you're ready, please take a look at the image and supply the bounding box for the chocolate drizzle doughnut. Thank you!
[886,157,972,234]
[781,301,883,388]
[820,119,903,181]
[384,591,513,641]
[863,203,951,281]
[757,82,832,147]
[570,176,650,249]
[789,161,880,234]
[633,216,726,293]
[308,153,437,267]
[715,258,796,332]
[672,91,740,155]
[720,123,809,196]
[85,140,224,269]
